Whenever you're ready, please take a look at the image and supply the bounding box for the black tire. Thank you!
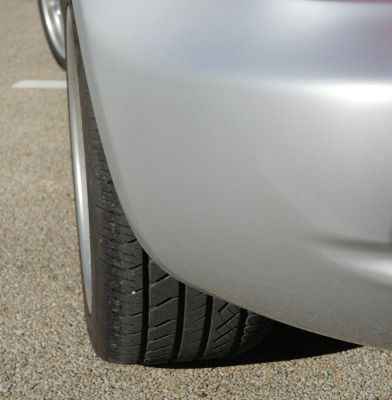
[68,8,274,365]
[38,0,66,70]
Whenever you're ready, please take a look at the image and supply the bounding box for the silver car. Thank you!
[39,0,392,365]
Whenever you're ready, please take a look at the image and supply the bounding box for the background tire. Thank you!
[38,0,66,69]
[67,6,274,365]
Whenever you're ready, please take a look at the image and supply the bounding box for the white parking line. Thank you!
[12,80,67,89]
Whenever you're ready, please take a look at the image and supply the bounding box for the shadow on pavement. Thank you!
[163,322,359,369]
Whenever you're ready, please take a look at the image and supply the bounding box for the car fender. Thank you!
[72,0,392,349]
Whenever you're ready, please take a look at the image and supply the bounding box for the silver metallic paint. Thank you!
[73,0,392,349]
[40,0,65,59]
[67,9,93,313]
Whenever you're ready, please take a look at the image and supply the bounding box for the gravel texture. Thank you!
[1,1,392,399]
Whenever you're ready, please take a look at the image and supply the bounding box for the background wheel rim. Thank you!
[40,0,65,60]
[67,9,93,313]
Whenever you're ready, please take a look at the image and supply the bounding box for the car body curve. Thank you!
[72,0,392,349]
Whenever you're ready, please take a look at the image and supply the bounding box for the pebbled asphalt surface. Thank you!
[1,1,392,399]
